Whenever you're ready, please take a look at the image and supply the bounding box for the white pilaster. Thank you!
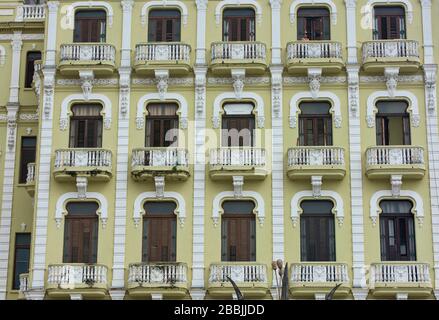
[269,0,282,65]
[111,0,134,290]
[420,0,434,64]
[8,32,22,104]
[195,0,208,64]
[344,0,358,64]
[31,1,59,290]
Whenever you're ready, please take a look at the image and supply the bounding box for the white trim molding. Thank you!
[133,192,186,227]
[290,0,338,25]
[215,0,262,25]
[0,45,5,65]
[141,1,188,26]
[290,190,345,227]
[366,0,414,24]
[212,92,265,128]
[60,93,112,130]
[61,1,114,27]
[136,93,188,129]
[370,190,424,226]
[289,91,342,128]
[212,191,265,227]
[366,90,420,128]
[55,192,109,228]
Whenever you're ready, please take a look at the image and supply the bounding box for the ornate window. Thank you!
[221,200,256,262]
[223,8,255,41]
[300,200,336,261]
[63,202,99,263]
[24,51,41,88]
[373,6,406,40]
[148,9,181,42]
[297,7,330,40]
[298,102,332,146]
[145,103,179,148]
[69,104,103,148]
[379,200,416,261]
[221,103,255,147]
[376,100,410,146]
[74,10,107,43]
[142,202,177,262]
[12,233,31,290]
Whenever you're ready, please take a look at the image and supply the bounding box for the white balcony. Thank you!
[127,263,188,298]
[208,263,269,298]
[25,162,36,196]
[134,43,191,75]
[59,43,116,75]
[286,41,344,74]
[365,146,425,179]
[287,147,346,180]
[18,273,29,300]
[53,148,112,182]
[369,263,432,298]
[209,147,267,180]
[362,40,420,73]
[15,5,46,21]
[131,147,190,181]
[210,41,267,74]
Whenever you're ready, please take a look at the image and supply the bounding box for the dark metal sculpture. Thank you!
[281,262,289,300]
[226,276,244,300]
[325,283,342,300]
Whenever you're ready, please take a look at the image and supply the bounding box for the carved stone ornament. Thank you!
[119,71,131,117]
[79,70,94,101]
[195,72,206,114]
[7,112,17,150]
[384,67,400,98]
[308,68,322,99]
[424,66,437,112]
[154,176,165,198]
[231,69,246,99]
[311,176,323,198]
[233,176,244,198]
[155,70,169,100]
[390,175,403,198]
[76,176,88,199]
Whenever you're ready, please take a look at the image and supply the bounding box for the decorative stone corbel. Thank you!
[311,176,322,198]
[7,117,17,150]
[155,70,169,100]
[76,176,88,199]
[347,69,359,116]
[154,176,165,198]
[384,67,400,98]
[424,65,437,112]
[43,70,55,118]
[79,70,94,101]
[390,175,402,197]
[195,71,206,115]
[119,70,131,117]
[308,68,322,99]
[231,69,245,99]
[232,176,244,198]
[271,70,282,117]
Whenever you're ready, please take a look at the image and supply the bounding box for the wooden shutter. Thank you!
[63,217,98,263]
[222,216,255,261]
[74,11,106,43]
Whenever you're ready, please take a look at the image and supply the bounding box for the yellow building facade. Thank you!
[0,0,438,300]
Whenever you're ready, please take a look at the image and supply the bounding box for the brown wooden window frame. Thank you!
[379,200,416,261]
[12,233,31,290]
[375,100,411,146]
[145,103,179,148]
[69,104,103,148]
[24,51,41,88]
[297,7,331,41]
[222,8,256,41]
[300,200,336,262]
[142,201,177,263]
[298,102,333,146]
[73,9,107,43]
[373,6,406,40]
[63,202,99,264]
[221,200,256,262]
[148,9,182,42]
[18,136,37,184]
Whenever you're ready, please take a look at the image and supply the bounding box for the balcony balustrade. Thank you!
[365,146,425,179]
[369,263,432,298]
[208,263,268,298]
[131,147,190,181]
[210,41,267,74]
[362,40,420,72]
[15,5,46,21]
[24,162,36,196]
[287,146,346,180]
[209,147,267,180]
[18,273,29,300]
[286,41,344,74]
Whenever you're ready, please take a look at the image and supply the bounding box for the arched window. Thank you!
[373,6,406,40]
[145,103,179,147]
[298,102,332,146]
[222,103,255,147]
[148,9,181,42]
[221,200,256,261]
[63,202,99,263]
[24,51,41,88]
[379,200,416,261]
[142,201,177,262]
[300,200,335,261]
[297,7,330,40]
[376,100,410,146]
[74,10,107,43]
[69,104,103,148]
[223,8,255,41]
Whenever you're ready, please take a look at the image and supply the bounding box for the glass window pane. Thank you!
[66,202,99,216]
[300,200,333,214]
[374,6,405,16]
[72,104,103,117]
[144,201,177,215]
[299,102,331,115]
[297,8,330,17]
[75,10,106,19]
[149,9,181,18]
[222,201,255,214]
[376,100,408,114]
[223,8,255,18]
[380,200,413,214]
